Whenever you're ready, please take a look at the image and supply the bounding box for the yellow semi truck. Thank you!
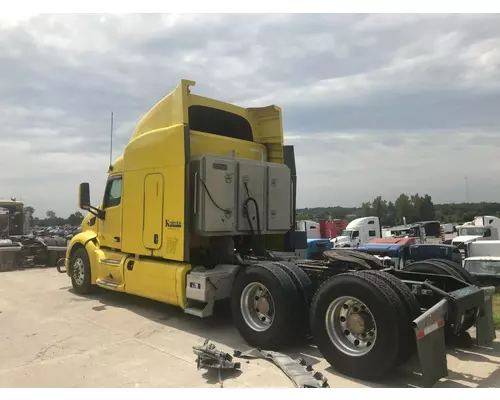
[62,80,496,387]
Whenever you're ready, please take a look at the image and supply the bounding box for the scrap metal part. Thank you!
[193,339,241,387]
[233,348,329,388]
[0,235,67,270]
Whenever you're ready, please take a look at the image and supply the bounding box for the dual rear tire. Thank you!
[231,265,419,381]
[310,271,419,380]
[230,262,312,349]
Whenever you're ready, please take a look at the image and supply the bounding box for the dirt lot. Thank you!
[1,268,500,388]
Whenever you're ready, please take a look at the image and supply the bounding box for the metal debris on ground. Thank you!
[193,339,241,387]
[233,348,329,388]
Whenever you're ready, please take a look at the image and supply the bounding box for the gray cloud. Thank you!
[0,14,499,217]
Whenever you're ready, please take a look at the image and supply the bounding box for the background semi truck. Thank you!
[331,216,381,248]
[463,240,500,287]
[62,80,496,387]
[452,216,500,258]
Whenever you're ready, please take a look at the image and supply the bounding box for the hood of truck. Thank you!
[465,256,500,261]
[452,235,482,244]
[331,236,350,246]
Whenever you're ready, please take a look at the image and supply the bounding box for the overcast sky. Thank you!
[1,13,500,218]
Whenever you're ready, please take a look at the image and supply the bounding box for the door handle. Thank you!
[154,234,158,244]
[114,237,120,243]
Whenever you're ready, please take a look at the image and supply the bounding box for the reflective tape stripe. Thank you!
[416,319,445,340]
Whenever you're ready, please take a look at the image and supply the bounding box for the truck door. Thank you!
[352,230,360,246]
[98,175,123,250]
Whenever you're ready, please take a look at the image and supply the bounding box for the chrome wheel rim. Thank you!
[72,258,85,286]
[325,296,377,356]
[240,282,275,332]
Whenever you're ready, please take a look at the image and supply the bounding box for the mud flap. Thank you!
[476,286,497,346]
[413,298,449,387]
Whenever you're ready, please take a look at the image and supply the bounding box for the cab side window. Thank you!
[352,230,359,238]
[104,176,122,209]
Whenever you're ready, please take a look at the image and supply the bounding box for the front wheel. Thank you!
[70,247,95,295]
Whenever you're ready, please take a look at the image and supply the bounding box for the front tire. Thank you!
[70,247,94,295]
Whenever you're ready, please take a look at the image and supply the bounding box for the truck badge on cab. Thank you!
[165,220,182,228]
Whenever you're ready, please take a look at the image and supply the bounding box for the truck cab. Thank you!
[65,79,295,309]
[463,240,500,287]
[452,225,499,258]
[331,216,380,248]
[295,219,321,239]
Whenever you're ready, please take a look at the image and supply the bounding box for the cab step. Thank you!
[184,299,214,318]
[96,279,124,290]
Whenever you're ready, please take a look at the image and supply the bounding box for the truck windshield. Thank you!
[340,230,353,237]
[459,227,485,236]
[464,260,500,276]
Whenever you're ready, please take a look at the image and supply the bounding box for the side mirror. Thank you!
[78,182,105,220]
[79,183,91,210]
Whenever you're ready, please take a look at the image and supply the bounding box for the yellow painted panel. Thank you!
[247,105,284,164]
[86,240,100,284]
[95,248,127,287]
[121,169,146,256]
[175,263,192,309]
[143,173,164,250]
[190,130,267,161]
[124,258,185,306]
[161,164,186,262]
[124,125,186,171]
[121,125,187,259]
[130,79,193,141]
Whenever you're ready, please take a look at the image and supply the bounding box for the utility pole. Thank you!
[465,174,469,203]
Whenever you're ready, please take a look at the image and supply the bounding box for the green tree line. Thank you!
[24,206,84,227]
[297,194,500,227]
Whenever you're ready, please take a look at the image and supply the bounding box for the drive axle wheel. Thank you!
[325,296,377,356]
[240,282,275,331]
[358,270,420,365]
[310,272,405,380]
[70,247,94,295]
[231,264,301,349]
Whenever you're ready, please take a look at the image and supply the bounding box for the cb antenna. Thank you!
[109,111,114,172]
